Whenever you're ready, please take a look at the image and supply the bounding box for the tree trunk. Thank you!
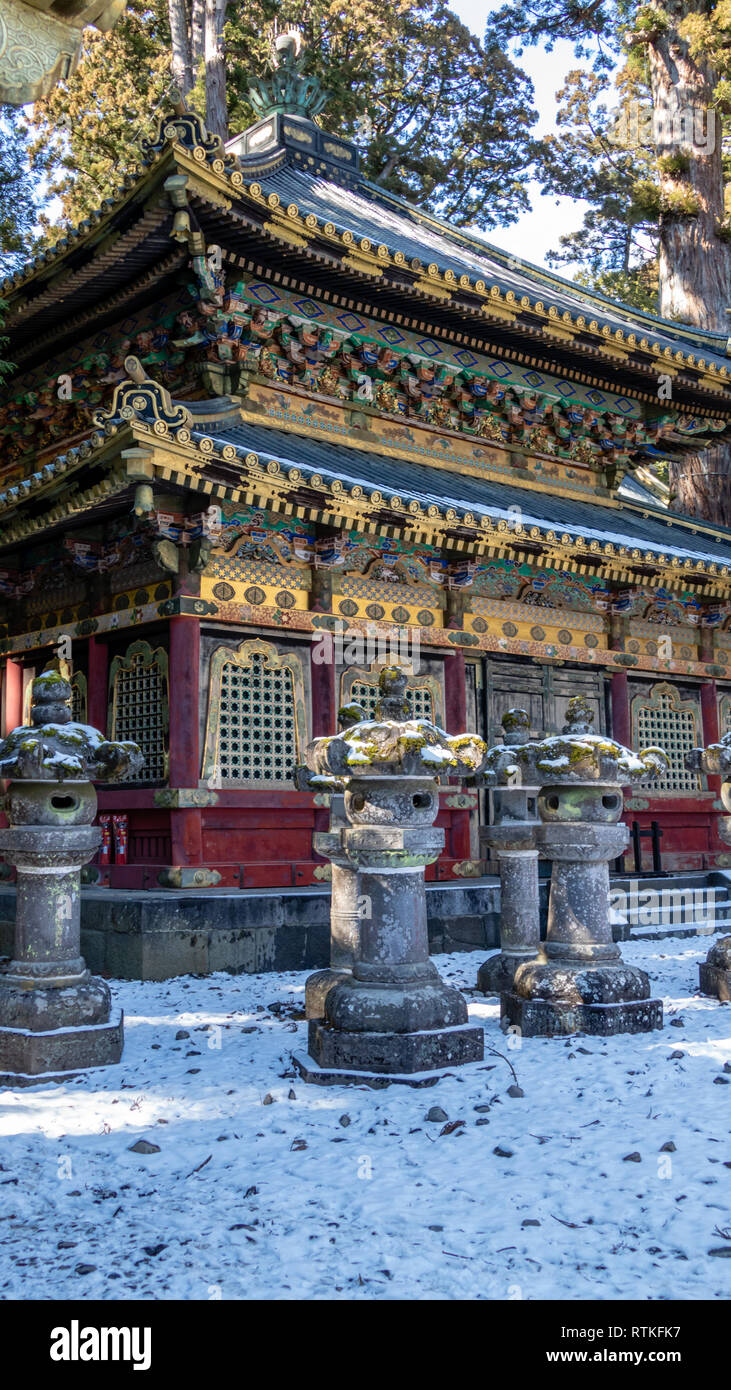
[648,11,731,332]
[670,442,731,526]
[204,0,228,140]
[191,0,204,65]
[168,0,194,99]
[646,7,731,523]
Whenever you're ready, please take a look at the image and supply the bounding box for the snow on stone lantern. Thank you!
[0,667,142,1083]
[476,708,541,995]
[501,695,668,1037]
[686,731,731,1000]
[296,701,366,1021]
[295,666,487,1082]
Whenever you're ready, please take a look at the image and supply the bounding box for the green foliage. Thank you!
[534,69,660,309]
[225,1,537,228]
[0,107,37,274]
[27,0,174,234]
[26,0,537,238]
[631,4,671,37]
[656,152,691,176]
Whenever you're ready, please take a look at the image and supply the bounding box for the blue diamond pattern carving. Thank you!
[378,327,406,344]
[249,283,283,305]
[615,398,635,414]
[415,338,442,357]
[488,361,512,378]
[292,298,323,319]
[522,371,544,387]
[586,390,607,404]
[555,381,574,396]
[454,350,477,367]
[337,312,365,331]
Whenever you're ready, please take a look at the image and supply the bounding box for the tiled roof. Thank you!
[247,164,731,374]
[191,417,731,567]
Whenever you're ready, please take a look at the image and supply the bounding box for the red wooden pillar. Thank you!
[610,671,632,869]
[309,638,337,855]
[444,649,471,863]
[701,678,720,747]
[701,678,722,801]
[87,636,109,734]
[168,615,203,870]
[610,671,631,748]
[310,639,336,737]
[3,659,23,736]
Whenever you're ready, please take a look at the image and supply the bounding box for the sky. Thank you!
[449,0,592,269]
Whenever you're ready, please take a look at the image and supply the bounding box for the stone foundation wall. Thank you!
[0,880,539,981]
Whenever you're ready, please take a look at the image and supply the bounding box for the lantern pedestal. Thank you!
[0,668,142,1085]
[305,811,360,1020]
[477,823,539,994]
[501,817,663,1036]
[0,821,124,1083]
[306,820,483,1079]
[699,936,731,1002]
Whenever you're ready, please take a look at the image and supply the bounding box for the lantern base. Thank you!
[477,949,537,995]
[305,1018,484,1076]
[698,963,731,1002]
[304,967,351,1020]
[0,1008,124,1084]
[500,991,662,1037]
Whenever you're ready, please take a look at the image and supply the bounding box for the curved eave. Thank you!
[4,130,731,416]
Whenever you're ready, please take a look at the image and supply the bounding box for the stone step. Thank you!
[611,871,731,935]
[622,900,731,926]
[629,919,730,941]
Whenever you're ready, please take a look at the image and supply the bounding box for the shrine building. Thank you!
[1,41,731,970]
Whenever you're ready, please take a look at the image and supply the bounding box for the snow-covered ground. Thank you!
[0,937,729,1301]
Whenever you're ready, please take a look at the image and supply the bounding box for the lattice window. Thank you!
[348,679,434,722]
[202,639,307,786]
[632,682,700,792]
[341,663,443,725]
[109,641,168,783]
[70,672,87,725]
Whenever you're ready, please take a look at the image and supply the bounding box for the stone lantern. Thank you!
[476,708,541,995]
[686,730,731,1000]
[295,666,487,1080]
[0,667,142,1082]
[297,702,366,1021]
[501,696,668,1037]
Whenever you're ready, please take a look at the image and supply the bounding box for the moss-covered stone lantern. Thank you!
[500,696,668,1037]
[295,666,487,1081]
[0,667,142,1082]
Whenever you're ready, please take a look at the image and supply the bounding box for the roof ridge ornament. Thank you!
[141,96,236,169]
[93,357,192,433]
[248,30,328,121]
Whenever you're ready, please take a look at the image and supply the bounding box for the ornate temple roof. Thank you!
[3,78,731,409]
[184,414,731,568]
[1,35,731,591]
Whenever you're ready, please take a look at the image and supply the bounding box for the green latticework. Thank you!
[635,687,699,792]
[218,650,297,782]
[349,680,434,724]
[110,643,168,783]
